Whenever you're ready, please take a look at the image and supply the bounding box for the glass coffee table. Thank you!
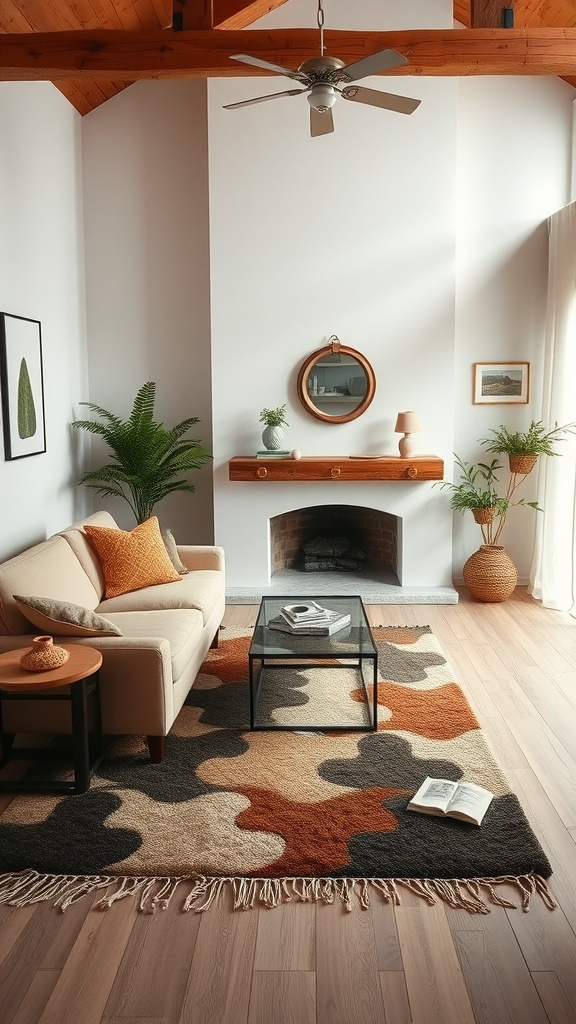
[248,596,378,731]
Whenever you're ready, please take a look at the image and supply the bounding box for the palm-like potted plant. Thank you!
[479,419,576,476]
[72,381,212,524]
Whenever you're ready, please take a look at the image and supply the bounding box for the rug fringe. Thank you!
[0,870,558,915]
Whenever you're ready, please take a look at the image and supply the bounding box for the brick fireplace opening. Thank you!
[270,504,399,582]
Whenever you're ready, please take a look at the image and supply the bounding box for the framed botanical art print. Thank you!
[473,362,530,405]
[0,312,46,459]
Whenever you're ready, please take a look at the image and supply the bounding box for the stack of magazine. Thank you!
[266,601,351,636]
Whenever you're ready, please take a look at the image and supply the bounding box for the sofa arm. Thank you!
[0,635,38,654]
[0,635,175,738]
[177,545,225,573]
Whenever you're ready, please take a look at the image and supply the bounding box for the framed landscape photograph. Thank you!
[473,362,530,405]
[0,312,46,460]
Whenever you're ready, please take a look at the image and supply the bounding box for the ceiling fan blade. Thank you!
[230,54,307,82]
[339,48,408,82]
[341,86,421,115]
[224,88,305,110]
[310,106,334,138]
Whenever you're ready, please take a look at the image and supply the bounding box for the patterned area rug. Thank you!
[0,626,555,914]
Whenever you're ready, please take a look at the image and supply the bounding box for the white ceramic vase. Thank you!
[261,425,285,450]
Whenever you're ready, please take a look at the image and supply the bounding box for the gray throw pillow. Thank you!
[13,595,123,637]
[161,528,189,575]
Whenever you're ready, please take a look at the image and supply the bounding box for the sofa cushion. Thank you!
[101,608,204,681]
[97,571,223,626]
[84,516,182,598]
[0,535,101,636]
[59,511,120,598]
[13,595,123,637]
[162,528,189,575]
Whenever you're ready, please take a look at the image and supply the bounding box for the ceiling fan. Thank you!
[223,0,421,137]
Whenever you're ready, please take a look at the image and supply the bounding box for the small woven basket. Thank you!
[508,454,537,476]
[472,508,495,525]
[20,635,71,672]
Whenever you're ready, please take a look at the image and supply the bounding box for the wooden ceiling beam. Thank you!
[453,2,471,27]
[172,0,291,30]
[3,27,576,80]
[175,0,214,30]
[471,1,514,27]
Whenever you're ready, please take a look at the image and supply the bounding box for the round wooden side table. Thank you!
[0,644,104,795]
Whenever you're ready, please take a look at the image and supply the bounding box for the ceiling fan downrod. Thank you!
[317,0,325,57]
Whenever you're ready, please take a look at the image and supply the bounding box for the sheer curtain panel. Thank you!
[529,202,576,616]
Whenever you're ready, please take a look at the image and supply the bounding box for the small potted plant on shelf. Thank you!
[479,419,576,476]
[259,404,289,451]
[437,455,541,602]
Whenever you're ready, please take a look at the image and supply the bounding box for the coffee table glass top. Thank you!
[250,595,377,658]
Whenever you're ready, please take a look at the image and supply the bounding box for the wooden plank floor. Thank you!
[1,589,575,1024]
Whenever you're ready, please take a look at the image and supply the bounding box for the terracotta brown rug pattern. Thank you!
[0,626,555,914]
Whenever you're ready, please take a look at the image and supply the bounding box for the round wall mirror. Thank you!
[296,336,376,423]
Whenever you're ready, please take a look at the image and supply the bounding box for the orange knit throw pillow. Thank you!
[83,516,182,598]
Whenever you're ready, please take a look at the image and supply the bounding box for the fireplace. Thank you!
[270,505,399,582]
[216,470,456,603]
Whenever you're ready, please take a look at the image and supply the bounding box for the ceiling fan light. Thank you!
[307,84,337,112]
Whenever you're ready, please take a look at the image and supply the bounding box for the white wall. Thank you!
[81,80,213,542]
[210,0,457,589]
[454,76,574,580]
[0,82,90,561]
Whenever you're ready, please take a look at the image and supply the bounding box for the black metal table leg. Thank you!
[0,668,104,794]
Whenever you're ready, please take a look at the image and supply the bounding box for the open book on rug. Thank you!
[407,777,494,826]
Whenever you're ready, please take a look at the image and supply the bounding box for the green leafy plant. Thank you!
[72,381,212,524]
[259,404,289,428]
[437,455,540,546]
[480,419,576,457]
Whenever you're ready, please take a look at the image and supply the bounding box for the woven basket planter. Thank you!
[462,545,518,603]
[508,454,538,476]
[472,507,495,525]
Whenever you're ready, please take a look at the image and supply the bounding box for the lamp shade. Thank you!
[395,411,421,434]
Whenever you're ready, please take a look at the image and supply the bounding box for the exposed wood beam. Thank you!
[3,28,576,81]
[172,0,291,31]
[175,1,214,30]
[453,2,471,27]
[471,1,514,27]
[212,1,292,30]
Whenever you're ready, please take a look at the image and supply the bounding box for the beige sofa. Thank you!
[0,511,225,762]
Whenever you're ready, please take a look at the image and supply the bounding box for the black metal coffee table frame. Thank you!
[248,596,378,732]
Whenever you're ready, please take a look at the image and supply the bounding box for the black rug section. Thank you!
[337,794,552,881]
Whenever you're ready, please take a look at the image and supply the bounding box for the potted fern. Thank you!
[72,381,212,524]
[479,419,576,476]
[438,456,540,547]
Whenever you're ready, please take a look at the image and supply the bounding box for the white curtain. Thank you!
[529,202,576,616]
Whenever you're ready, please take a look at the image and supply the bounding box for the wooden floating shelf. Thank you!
[228,456,444,482]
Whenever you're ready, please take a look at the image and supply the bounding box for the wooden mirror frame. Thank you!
[296,337,376,424]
